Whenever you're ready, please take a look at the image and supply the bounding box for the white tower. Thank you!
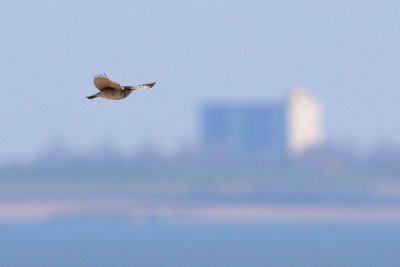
[287,89,323,155]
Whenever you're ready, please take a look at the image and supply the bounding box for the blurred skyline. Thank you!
[1,0,400,161]
[2,2,400,266]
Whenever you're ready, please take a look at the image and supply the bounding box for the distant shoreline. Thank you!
[1,200,400,223]
[1,181,400,223]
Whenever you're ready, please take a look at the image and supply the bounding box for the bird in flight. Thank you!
[86,74,156,100]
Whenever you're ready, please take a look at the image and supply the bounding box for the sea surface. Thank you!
[0,220,399,267]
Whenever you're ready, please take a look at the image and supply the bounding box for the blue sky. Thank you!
[0,0,399,160]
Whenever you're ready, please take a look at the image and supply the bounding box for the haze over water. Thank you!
[1,0,400,266]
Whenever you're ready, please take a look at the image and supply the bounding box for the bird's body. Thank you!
[88,87,133,100]
[87,74,156,100]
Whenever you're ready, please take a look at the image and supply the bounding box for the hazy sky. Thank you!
[0,0,399,160]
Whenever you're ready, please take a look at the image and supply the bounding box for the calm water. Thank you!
[0,220,399,267]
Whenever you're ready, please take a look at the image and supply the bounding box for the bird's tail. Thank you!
[127,82,156,90]
[86,93,99,99]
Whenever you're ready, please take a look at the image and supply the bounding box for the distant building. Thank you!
[202,103,286,156]
[286,89,323,155]
[201,89,323,156]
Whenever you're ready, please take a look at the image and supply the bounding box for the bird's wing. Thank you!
[93,74,122,91]
[129,82,157,90]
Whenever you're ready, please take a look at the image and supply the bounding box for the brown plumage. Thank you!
[86,74,156,100]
